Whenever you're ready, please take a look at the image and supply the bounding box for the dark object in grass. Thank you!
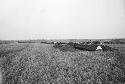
[53,42,63,48]
[100,45,115,51]
[74,44,98,51]
[74,43,115,51]
[53,42,77,52]
[53,41,115,52]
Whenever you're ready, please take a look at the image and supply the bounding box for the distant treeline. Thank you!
[104,39,125,44]
[0,40,15,44]
[0,39,125,44]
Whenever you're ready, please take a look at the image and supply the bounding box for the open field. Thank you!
[0,41,125,84]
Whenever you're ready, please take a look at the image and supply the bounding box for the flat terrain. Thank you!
[0,43,125,84]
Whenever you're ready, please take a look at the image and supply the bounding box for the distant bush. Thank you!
[18,41,36,43]
[86,41,91,44]
[104,41,111,44]
[80,42,85,45]
[67,42,75,46]
[91,41,100,45]
[41,41,48,44]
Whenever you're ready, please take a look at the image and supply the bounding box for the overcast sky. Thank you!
[0,0,125,40]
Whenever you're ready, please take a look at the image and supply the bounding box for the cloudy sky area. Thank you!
[0,0,125,40]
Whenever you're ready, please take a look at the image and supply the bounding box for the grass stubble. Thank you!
[0,43,125,84]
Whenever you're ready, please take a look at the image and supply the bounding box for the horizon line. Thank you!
[0,37,125,41]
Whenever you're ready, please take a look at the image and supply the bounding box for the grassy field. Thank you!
[0,42,125,84]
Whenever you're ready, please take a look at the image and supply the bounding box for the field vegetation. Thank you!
[0,39,125,84]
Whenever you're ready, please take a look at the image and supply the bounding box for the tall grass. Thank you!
[0,43,125,84]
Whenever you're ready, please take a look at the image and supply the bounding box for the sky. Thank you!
[0,0,125,40]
